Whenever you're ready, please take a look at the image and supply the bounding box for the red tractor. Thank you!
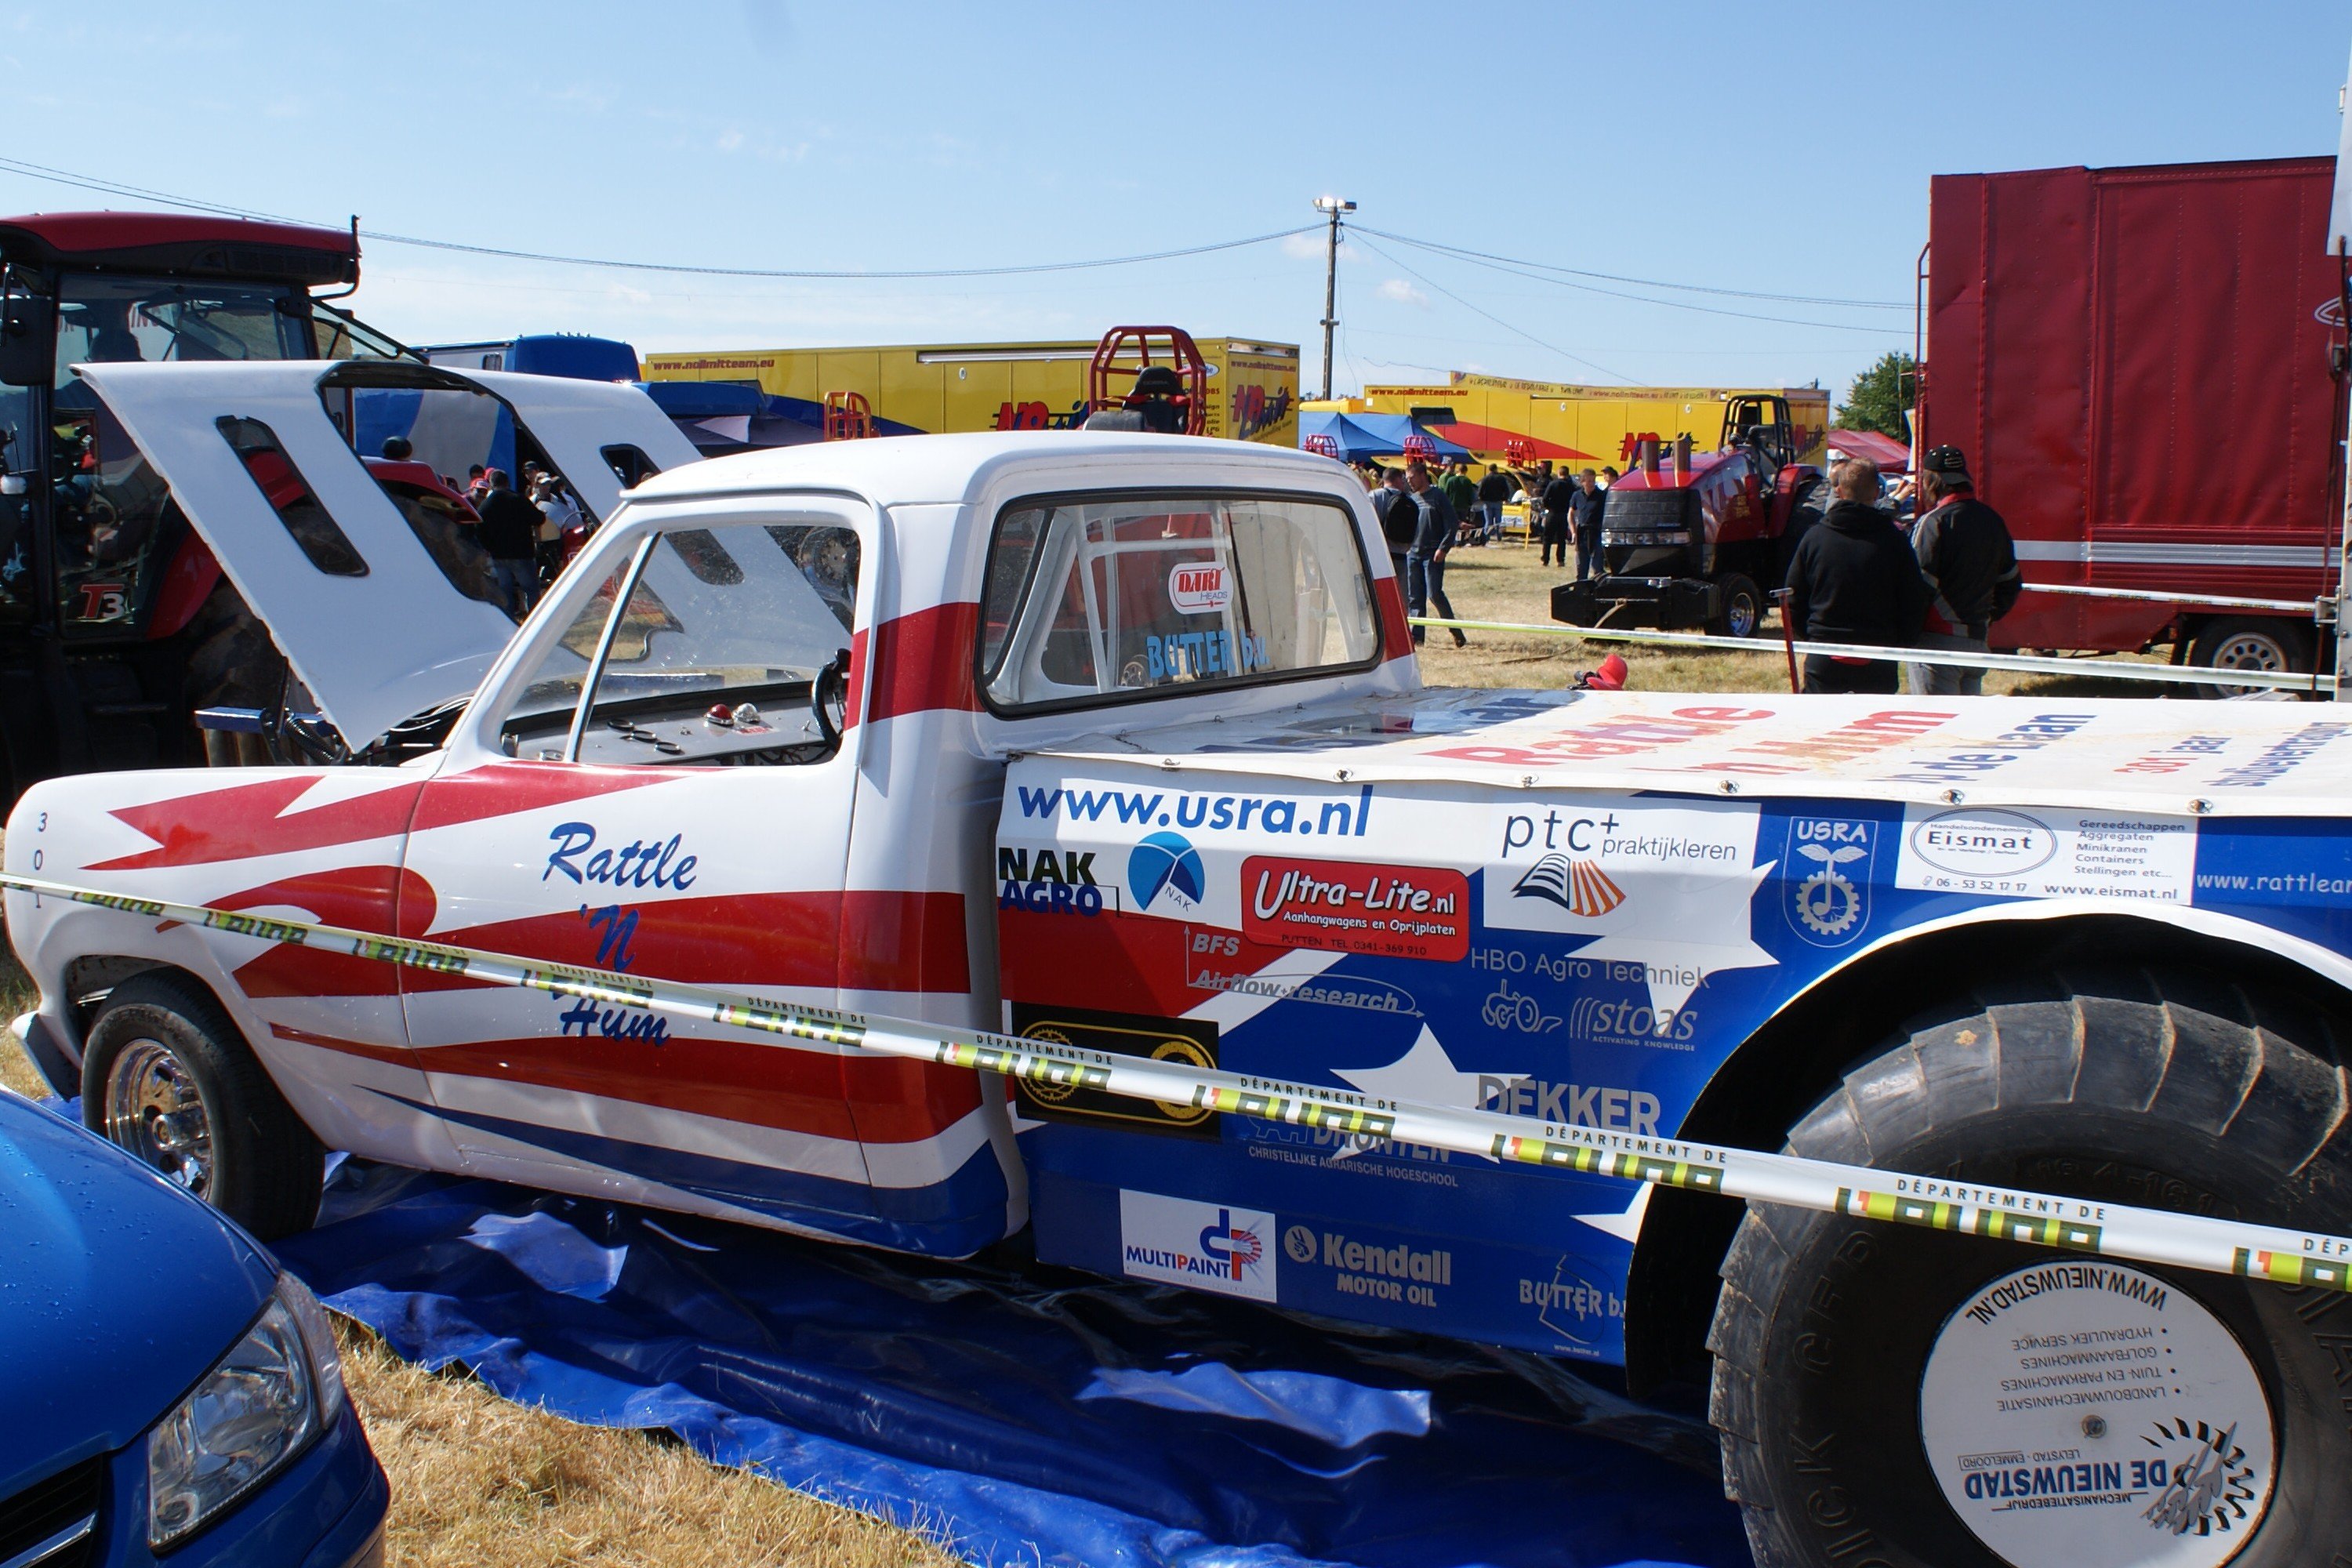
[1551,394,1824,637]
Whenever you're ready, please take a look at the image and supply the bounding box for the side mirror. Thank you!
[0,290,56,388]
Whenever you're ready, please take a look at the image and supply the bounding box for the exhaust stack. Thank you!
[1671,434,1692,485]
[1638,439,1661,480]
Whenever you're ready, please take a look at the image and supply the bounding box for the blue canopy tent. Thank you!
[1298,410,1472,463]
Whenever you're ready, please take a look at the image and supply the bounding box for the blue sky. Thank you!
[2,1,2346,403]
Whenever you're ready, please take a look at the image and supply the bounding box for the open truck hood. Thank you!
[76,359,700,752]
[1036,686,2352,818]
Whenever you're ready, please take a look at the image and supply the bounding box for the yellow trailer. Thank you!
[644,336,1301,445]
[1355,375,1828,468]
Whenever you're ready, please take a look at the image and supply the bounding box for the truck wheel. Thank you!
[1708,969,2352,1568]
[1711,573,1764,638]
[2187,617,2310,699]
[82,971,322,1240]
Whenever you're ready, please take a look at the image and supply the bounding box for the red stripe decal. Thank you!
[271,1024,977,1144]
[863,602,982,722]
[93,778,423,872]
[1374,575,1414,662]
[409,761,684,833]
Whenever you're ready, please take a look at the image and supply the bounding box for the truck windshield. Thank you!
[978,490,1379,713]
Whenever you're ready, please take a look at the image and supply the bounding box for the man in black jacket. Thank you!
[473,469,546,615]
[1904,445,2020,696]
[1370,466,1417,584]
[1405,462,1468,647]
[1782,456,1930,694]
[1538,466,1577,568]
[1475,463,1513,542]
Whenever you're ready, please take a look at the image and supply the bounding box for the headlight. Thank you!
[147,1274,347,1550]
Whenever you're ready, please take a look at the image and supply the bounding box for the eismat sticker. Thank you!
[1895,807,2194,902]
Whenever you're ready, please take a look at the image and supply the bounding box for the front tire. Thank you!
[1708,968,2352,1567]
[82,971,322,1239]
[1711,572,1764,638]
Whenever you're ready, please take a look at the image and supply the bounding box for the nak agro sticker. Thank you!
[1894,807,2195,903]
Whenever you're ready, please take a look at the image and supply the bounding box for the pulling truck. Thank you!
[1551,396,1824,637]
[0,212,682,789]
[9,365,2352,1568]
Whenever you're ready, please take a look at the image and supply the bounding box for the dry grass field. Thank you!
[0,544,2196,1565]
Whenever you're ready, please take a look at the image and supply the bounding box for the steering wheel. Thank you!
[811,648,851,750]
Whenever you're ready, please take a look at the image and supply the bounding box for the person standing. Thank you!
[1904,445,2020,696]
[1569,468,1607,582]
[1476,463,1512,543]
[1781,457,1929,694]
[1539,465,1578,568]
[1443,459,1479,542]
[472,468,545,615]
[1405,461,1467,647]
[1370,466,1418,588]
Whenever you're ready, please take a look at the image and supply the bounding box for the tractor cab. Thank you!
[0,212,423,786]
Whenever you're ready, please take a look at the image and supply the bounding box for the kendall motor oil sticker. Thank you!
[1895,807,2195,902]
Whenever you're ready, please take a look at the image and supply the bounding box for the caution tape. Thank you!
[6,869,2349,1294]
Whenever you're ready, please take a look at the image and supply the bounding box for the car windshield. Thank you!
[978,490,1380,713]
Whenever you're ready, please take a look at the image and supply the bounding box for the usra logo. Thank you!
[1784,816,1876,947]
[1129,831,1206,911]
[997,846,1102,916]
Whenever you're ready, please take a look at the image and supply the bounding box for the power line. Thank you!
[0,155,1318,281]
[1360,228,1911,336]
[1351,234,1635,383]
[1356,224,1909,310]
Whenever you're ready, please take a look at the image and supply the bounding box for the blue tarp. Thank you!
[269,1157,1748,1568]
[1298,412,1472,463]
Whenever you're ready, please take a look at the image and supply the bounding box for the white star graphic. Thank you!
[1330,1025,1524,1162]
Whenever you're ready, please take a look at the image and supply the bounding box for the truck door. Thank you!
[397,503,898,1239]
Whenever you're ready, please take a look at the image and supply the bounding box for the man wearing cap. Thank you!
[1905,445,2020,696]
[1782,456,1930,694]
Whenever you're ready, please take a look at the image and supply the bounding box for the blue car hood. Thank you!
[0,1093,278,1496]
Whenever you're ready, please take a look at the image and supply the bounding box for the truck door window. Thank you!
[978,491,1378,713]
[496,521,858,767]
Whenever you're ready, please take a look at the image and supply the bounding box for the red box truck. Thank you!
[1921,156,2346,684]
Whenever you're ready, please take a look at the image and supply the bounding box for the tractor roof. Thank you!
[0,211,358,288]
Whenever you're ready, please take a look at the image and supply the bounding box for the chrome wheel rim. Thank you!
[1727,596,1758,637]
[104,1038,213,1196]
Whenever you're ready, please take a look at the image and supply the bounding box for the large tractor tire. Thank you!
[1708,967,2352,1568]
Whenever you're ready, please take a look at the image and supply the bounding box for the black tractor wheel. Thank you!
[183,577,285,765]
[2186,617,2313,700]
[82,971,323,1240]
[1708,967,2352,1568]
[1709,573,1764,638]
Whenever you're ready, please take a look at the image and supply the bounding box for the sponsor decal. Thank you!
[1896,808,2195,903]
[1564,994,1698,1051]
[1479,978,1559,1034]
[2192,822,2352,906]
[1243,855,1470,962]
[1478,1074,1662,1134]
[1522,1261,1624,1346]
[1145,630,1269,681]
[1118,1190,1277,1301]
[1128,831,1206,911]
[996,846,1104,916]
[1920,1259,2275,1567]
[1167,561,1232,615]
[1009,1004,1220,1137]
[1306,1228,1452,1307]
[1186,947,1421,1016]
[1484,798,1776,1016]
[1784,815,1878,947]
[1016,781,1374,839]
[1510,853,1624,917]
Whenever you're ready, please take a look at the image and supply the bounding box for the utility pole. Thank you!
[1314,196,1354,401]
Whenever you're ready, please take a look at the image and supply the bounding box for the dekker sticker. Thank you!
[1242,856,1470,962]
[1119,1190,1278,1301]
[1895,807,2195,903]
